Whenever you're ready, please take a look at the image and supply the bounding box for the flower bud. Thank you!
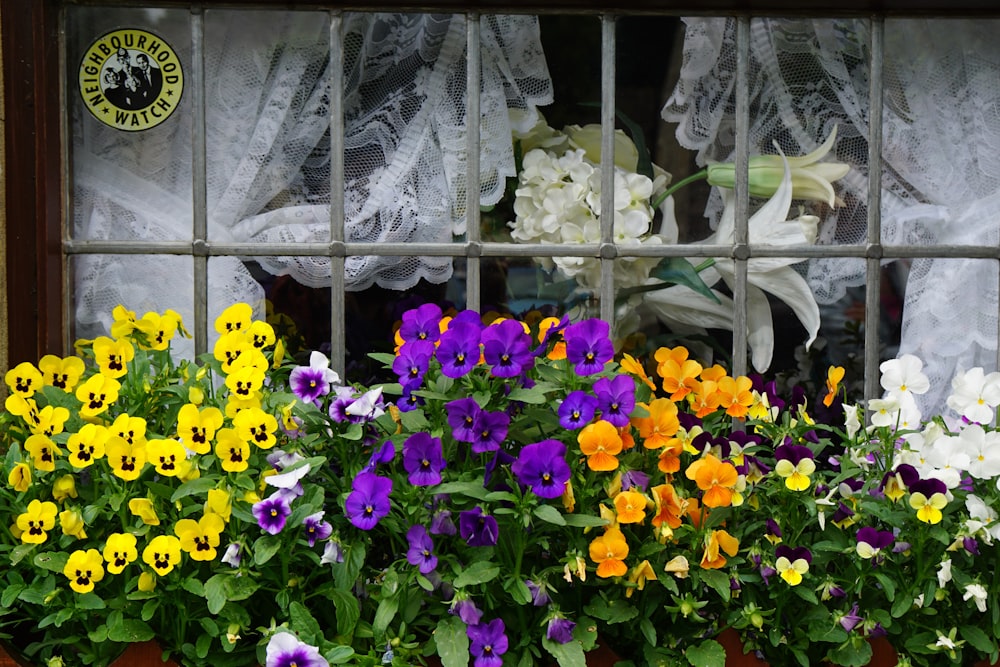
[564,124,639,172]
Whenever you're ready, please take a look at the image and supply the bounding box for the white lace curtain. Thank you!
[71,9,553,354]
[663,17,1000,415]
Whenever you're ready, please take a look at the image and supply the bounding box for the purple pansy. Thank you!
[459,507,499,547]
[320,538,344,564]
[593,375,636,427]
[447,397,482,443]
[403,432,446,486]
[430,508,457,536]
[221,542,242,568]
[265,631,329,667]
[302,511,333,547]
[362,440,397,474]
[526,579,551,606]
[481,319,534,378]
[437,321,482,379]
[470,410,510,454]
[253,492,293,536]
[839,603,863,633]
[546,617,576,645]
[289,351,341,404]
[344,472,393,530]
[399,303,443,344]
[449,593,483,625]
[620,469,650,492]
[512,439,571,499]
[774,442,815,465]
[467,619,508,667]
[406,524,438,574]
[392,340,436,388]
[563,319,614,376]
[558,391,598,430]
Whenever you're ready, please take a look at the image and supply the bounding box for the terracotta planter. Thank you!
[108,641,182,667]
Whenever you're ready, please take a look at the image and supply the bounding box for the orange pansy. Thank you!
[685,453,738,508]
[700,529,739,569]
[589,528,629,578]
[578,420,623,472]
[633,398,680,450]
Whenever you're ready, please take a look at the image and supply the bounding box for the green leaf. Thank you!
[543,636,587,667]
[9,544,35,566]
[372,595,399,640]
[324,645,356,665]
[327,588,360,638]
[685,639,726,667]
[224,574,259,602]
[533,504,567,526]
[698,569,731,602]
[195,632,212,660]
[74,592,106,610]
[872,572,895,602]
[107,618,156,643]
[1,584,25,608]
[33,551,69,573]
[961,624,996,655]
[639,617,657,648]
[562,514,608,528]
[504,577,533,606]
[507,386,549,405]
[253,534,283,565]
[454,561,501,588]
[289,601,322,645]
[583,596,639,624]
[170,476,218,502]
[435,616,471,667]
[826,638,873,667]
[204,574,228,615]
[398,409,430,432]
[890,592,914,618]
[435,481,489,501]
[620,257,721,305]
[88,624,109,643]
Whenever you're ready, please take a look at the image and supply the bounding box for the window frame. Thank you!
[4,0,1000,396]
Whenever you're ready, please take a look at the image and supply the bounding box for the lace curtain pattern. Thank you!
[71,9,552,355]
[663,17,1000,415]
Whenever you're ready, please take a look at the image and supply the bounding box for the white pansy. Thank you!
[843,403,862,439]
[868,396,900,428]
[963,583,988,612]
[879,354,931,402]
[937,558,952,588]
[965,494,1000,544]
[955,424,1000,479]
[946,366,1000,424]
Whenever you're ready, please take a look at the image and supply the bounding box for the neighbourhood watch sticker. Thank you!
[79,28,183,131]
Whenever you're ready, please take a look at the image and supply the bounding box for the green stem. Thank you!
[651,169,708,210]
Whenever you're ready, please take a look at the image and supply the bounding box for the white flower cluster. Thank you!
[509,136,670,291]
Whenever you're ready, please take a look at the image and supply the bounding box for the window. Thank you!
[4,0,1000,417]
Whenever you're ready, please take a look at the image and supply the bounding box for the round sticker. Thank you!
[78,28,183,131]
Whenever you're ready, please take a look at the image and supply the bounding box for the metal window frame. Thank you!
[59,5,1000,405]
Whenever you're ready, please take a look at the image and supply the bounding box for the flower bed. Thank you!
[3,303,1000,666]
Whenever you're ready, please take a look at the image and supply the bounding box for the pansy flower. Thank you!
[215,428,251,473]
[481,319,534,378]
[66,423,110,468]
[563,319,614,376]
[38,354,86,393]
[449,593,483,625]
[701,529,739,569]
[578,420,623,471]
[593,375,637,427]
[774,545,811,585]
[146,438,187,477]
[614,490,647,524]
[345,472,393,531]
[175,513,226,561]
[214,302,253,335]
[470,410,509,454]
[289,350,341,404]
[265,631,329,667]
[459,507,499,547]
[774,443,816,491]
[398,303,443,344]
[92,336,135,378]
[402,432,446,486]
[589,527,629,577]
[16,499,58,544]
[103,533,139,574]
[74,373,121,418]
[436,321,482,378]
[632,397,680,450]
[24,434,60,472]
[558,391,598,430]
[685,453,738,508]
[546,616,576,645]
[142,534,183,576]
[252,492,293,535]
[392,340,435,388]
[106,436,146,481]
[406,524,438,574]
[909,477,949,524]
[63,549,105,593]
[467,618,508,667]
[233,407,279,450]
[512,439,571,499]
[32,404,71,438]
[856,526,895,560]
[823,365,846,407]
[446,397,481,443]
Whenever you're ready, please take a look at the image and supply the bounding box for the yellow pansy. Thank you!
[103,533,139,574]
[38,354,86,393]
[174,514,226,561]
[60,508,88,540]
[106,436,147,481]
[7,462,31,493]
[134,311,178,351]
[66,423,110,468]
[214,303,253,335]
[63,549,105,593]
[176,404,224,455]
[92,336,135,379]
[146,439,187,477]
[143,534,183,575]
[74,374,121,419]
[16,499,58,544]
[52,474,78,502]
[25,434,61,472]
[233,407,278,450]
[204,488,232,523]
[128,498,161,526]
[215,429,250,473]
[5,362,43,398]
[109,414,148,448]
[32,404,70,438]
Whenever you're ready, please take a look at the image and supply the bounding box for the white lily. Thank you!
[706,126,850,207]
[700,149,821,372]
